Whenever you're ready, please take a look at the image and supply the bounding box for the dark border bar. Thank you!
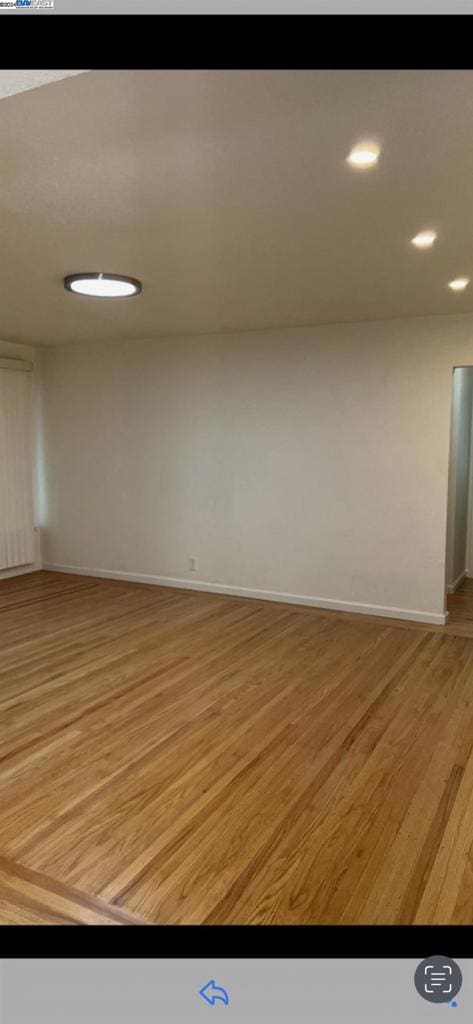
[2,16,473,72]
[2,925,473,957]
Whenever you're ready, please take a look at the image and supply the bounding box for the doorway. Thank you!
[445,366,473,624]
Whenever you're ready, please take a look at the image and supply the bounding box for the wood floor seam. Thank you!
[0,855,146,925]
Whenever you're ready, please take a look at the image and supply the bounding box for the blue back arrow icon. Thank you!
[199,981,230,1006]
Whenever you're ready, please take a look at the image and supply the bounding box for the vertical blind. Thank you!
[0,363,35,570]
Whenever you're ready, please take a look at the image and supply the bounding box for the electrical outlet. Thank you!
[189,556,198,572]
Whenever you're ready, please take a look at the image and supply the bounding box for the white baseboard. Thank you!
[42,562,448,626]
[448,570,467,594]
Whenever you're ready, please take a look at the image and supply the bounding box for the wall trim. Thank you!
[42,562,448,626]
[448,569,467,594]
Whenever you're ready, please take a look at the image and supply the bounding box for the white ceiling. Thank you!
[3,68,473,345]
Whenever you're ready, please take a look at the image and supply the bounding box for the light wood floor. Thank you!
[2,570,473,925]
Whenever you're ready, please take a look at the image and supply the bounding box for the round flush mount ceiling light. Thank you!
[449,277,469,292]
[411,230,437,249]
[346,143,380,169]
[64,273,142,298]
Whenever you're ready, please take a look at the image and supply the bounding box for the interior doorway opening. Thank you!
[445,366,473,624]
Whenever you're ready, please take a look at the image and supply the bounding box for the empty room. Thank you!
[3,68,473,926]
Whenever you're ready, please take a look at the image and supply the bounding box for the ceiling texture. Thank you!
[3,68,473,344]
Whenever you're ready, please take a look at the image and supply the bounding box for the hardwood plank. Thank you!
[20,620,398,898]
[1,570,473,923]
[0,856,145,925]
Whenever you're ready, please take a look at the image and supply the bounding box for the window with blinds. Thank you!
[0,360,35,570]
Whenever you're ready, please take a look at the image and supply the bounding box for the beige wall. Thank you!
[39,314,473,623]
[0,339,42,579]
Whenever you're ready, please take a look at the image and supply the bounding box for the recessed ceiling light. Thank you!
[64,273,142,298]
[449,278,469,292]
[346,143,380,169]
[411,230,437,249]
